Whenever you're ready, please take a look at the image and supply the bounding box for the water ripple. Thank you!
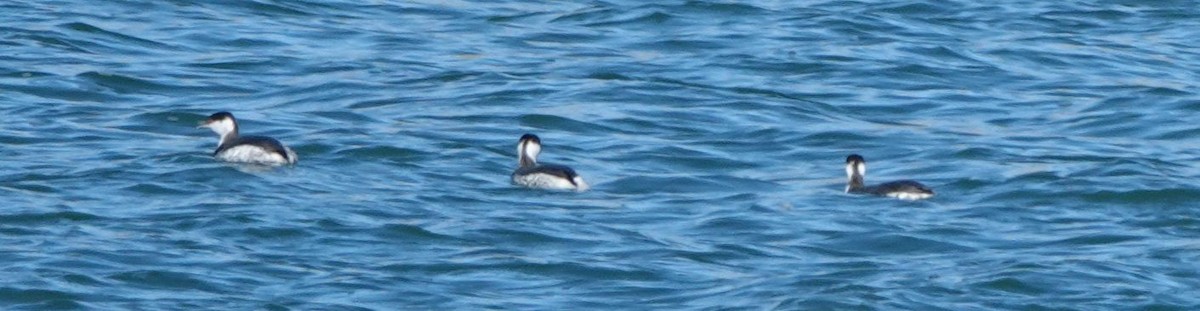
[2,0,1199,309]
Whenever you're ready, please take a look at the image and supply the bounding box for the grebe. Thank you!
[511,134,588,191]
[198,112,297,165]
[845,154,932,200]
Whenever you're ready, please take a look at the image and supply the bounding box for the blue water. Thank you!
[3,0,1199,309]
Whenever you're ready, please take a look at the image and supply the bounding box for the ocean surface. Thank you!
[2,0,1199,310]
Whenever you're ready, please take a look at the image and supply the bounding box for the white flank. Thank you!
[216,145,295,165]
[513,173,584,191]
[888,192,933,201]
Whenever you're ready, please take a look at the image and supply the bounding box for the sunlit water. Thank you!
[3,1,1199,309]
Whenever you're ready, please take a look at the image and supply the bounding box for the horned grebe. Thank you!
[511,134,588,191]
[197,112,297,165]
[845,154,932,200]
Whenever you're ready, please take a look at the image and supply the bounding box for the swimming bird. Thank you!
[845,154,932,200]
[511,133,588,191]
[197,111,297,165]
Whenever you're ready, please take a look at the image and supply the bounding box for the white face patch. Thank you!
[201,117,237,143]
[846,161,865,179]
[519,140,541,163]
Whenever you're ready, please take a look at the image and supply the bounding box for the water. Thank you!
[2,0,1199,309]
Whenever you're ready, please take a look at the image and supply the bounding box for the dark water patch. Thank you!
[346,97,404,110]
[2,183,58,194]
[0,287,83,308]
[236,227,314,240]
[379,259,661,282]
[521,32,608,45]
[602,116,701,136]
[973,277,1045,296]
[0,211,102,224]
[309,127,371,139]
[373,3,471,19]
[212,37,290,49]
[459,87,559,107]
[468,228,590,248]
[10,31,96,54]
[669,248,755,268]
[680,1,768,15]
[334,145,426,162]
[376,223,462,242]
[952,147,1003,159]
[820,233,974,256]
[718,58,835,76]
[801,131,881,148]
[305,61,376,75]
[230,0,317,17]
[1063,112,1146,137]
[0,131,84,146]
[0,83,128,102]
[58,22,174,52]
[1177,100,1200,112]
[1150,127,1200,140]
[516,114,613,134]
[185,57,294,71]
[394,70,486,86]
[503,261,660,281]
[109,270,228,294]
[1140,86,1191,97]
[0,227,45,236]
[33,257,123,276]
[262,81,384,107]
[77,71,256,95]
[121,183,191,196]
[901,45,990,67]
[583,71,633,81]
[125,111,208,136]
[62,273,107,287]
[1126,215,1200,235]
[867,2,953,16]
[636,146,759,171]
[630,38,729,53]
[548,7,619,24]
[310,110,380,123]
[1039,8,1135,23]
[692,214,775,237]
[1080,188,1200,206]
[0,70,55,79]
[605,175,771,195]
[584,11,673,27]
[1044,234,1143,247]
[770,297,875,311]
[487,11,555,24]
